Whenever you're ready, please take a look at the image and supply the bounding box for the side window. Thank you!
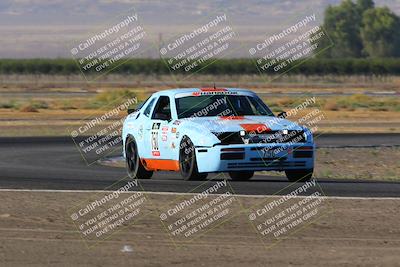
[143,98,156,117]
[152,96,171,121]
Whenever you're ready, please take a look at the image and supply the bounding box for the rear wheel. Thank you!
[125,136,153,179]
[229,171,254,181]
[285,169,313,182]
[179,136,207,181]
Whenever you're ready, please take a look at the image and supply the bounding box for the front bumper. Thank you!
[195,143,315,173]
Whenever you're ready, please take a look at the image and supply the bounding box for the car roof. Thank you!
[152,88,256,97]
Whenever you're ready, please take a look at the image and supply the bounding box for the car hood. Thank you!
[180,116,303,133]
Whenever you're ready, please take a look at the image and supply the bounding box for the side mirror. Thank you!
[127,108,136,114]
[277,111,287,119]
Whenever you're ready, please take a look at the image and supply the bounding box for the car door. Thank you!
[149,95,174,160]
[138,96,157,159]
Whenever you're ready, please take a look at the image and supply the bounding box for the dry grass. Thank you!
[1,98,400,136]
[19,105,38,112]
[323,100,339,111]
[0,75,399,135]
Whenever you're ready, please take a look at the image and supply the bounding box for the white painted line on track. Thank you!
[0,188,399,200]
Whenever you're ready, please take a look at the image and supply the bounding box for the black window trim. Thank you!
[143,97,156,117]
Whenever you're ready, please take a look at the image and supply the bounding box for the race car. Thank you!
[122,88,314,182]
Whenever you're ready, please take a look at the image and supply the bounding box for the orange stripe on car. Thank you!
[240,123,271,133]
[141,159,180,171]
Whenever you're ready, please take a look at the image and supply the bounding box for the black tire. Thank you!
[179,136,207,181]
[229,171,254,181]
[125,136,153,179]
[285,169,313,182]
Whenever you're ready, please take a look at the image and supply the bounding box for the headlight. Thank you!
[303,128,313,143]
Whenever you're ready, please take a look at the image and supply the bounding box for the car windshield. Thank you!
[175,94,274,119]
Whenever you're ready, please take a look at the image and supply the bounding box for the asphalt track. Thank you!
[0,134,399,197]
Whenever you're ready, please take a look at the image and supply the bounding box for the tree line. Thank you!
[1,58,400,75]
[319,0,400,58]
[1,0,400,75]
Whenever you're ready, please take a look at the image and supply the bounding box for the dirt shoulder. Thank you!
[0,191,399,267]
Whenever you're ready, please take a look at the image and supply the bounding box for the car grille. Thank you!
[214,130,306,145]
[293,150,313,158]
[248,130,306,144]
[214,132,244,145]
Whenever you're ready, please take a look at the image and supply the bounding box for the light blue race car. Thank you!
[122,88,314,182]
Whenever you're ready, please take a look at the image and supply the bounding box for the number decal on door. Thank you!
[151,123,160,157]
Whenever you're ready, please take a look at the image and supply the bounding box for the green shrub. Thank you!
[0,100,19,109]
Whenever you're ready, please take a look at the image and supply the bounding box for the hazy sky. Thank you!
[0,0,399,58]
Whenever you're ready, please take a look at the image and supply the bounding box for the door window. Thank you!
[151,96,171,121]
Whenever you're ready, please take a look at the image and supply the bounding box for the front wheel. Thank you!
[285,169,313,182]
[229,171,254,181]
[179,136,207,181]
[125,136,153,179]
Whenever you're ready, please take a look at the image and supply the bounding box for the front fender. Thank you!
[176,121,219,147]
[122,112,140,158]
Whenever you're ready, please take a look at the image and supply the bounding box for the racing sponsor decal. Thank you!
[151,123,160,155]
[138,124,144,139]
[191,90,238,96]
[175,90,250,98]
[152,123,161,130]
[171,127,177,133]
[220,116,245,120]
[200,88,227,92]
[173,120,181,125]
[161,125,168,142]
